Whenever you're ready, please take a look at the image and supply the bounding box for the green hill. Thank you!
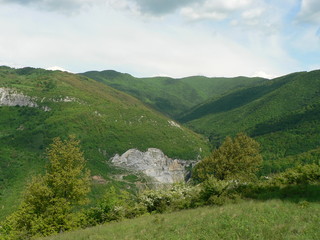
[0,66,209,218]
[81,70,265,118]
[180,70,320,173]
[42,200,320,240]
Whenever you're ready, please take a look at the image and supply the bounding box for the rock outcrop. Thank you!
[110,148,197,185]
[0,87,38,108]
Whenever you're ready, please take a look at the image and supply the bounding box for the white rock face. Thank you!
[0,87,54,111]
[110,148,196,184]
[0,87,38,107]
[168,120,181,129]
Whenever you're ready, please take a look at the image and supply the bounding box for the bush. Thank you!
[138,184,201,213]
[193,133,262,183]
[85,187,147,226]
[199,176,241,205]
[273,163,320,185]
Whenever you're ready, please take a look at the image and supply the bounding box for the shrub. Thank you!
[193,133,262,183]
[273,163,320,185]
[85,187,147,226]
[199,176,241,205]
[138,184,201,213]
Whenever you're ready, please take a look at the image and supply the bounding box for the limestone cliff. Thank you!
[110,148,197,184]
[0,87,38,108]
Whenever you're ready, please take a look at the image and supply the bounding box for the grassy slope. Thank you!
[180,70,320,173]
[0,66,209,219]
[42,200,320,240]
[81,70,265,118]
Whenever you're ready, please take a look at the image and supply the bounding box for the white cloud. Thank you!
[128,0,197,15]
[0,0,317,79]
[0,0,99,13]
[297,0,320,24]
[46,66,71,72]
[180,0,253,21]
[242,8,264,19]
[252,71,278,79]
[180,7,227,20]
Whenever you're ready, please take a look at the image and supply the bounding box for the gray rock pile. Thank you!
[110,148,197,184]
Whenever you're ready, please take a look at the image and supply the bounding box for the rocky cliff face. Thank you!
[0,87,38,108]
[0,88,81,111]
[110,148,197,185]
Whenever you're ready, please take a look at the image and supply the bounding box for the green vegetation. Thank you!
[82,70,264,118]
[38,158,319,240]
[1,136,90,239]
[1,66,320,239]
[180,70,320,174]
[82,69,320,175]
[0,66,209,220]
[1,132,319,239]
[41,200,320,240]
[193,133,262,182]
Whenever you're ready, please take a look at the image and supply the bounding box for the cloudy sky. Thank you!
[0,0,319,78]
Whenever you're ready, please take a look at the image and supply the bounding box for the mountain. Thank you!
[180,70,320,173]
[81,70,265,118]
[0,66,209,218]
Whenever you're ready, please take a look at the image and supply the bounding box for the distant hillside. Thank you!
[180,70,320,173]
[81,70,265,118]
[0,66,209,218]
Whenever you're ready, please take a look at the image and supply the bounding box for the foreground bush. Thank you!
[84,187,147,226]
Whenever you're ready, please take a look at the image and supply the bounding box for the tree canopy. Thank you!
[2,136,90,239]
[193,133,262,183]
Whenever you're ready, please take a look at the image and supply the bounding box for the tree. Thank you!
[45,136,90,206]
[2,136,90,239]
[193,133,262,183]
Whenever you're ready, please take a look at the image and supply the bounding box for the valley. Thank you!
[0,66,319,239]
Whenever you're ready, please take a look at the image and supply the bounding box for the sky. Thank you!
[0,0,319,78]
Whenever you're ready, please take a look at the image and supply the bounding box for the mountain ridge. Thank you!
[81,70,266,118]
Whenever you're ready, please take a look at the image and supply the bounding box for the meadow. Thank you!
[42,200,320,240]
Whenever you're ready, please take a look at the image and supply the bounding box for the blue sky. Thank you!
[0,0,319,78]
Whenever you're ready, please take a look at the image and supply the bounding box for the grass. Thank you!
[42,199,320,240]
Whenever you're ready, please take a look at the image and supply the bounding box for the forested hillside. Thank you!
[82,70,265,118]
[0,66,209,218]
[180,70,320,173]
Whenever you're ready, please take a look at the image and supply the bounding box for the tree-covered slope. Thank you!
[0,66,209,218]
[181,70,320,173]
[81,70,265,118]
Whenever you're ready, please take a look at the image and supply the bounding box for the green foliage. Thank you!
[82,70,264,118]
[193,133,262,182]
[272,163,320,185]
[199,177,232,205]
[0,136,90,239]
[84,186,146,226]
[38,200,320,240]
[183,70,320,173]
[45,136,90,205]
[238,163,320,202]
[138,184,201,213]
[0,66,209,219]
